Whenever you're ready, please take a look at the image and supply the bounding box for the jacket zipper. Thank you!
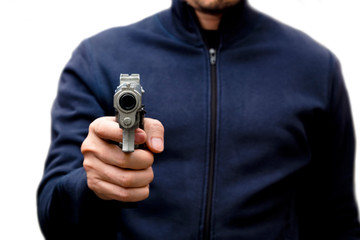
[204,48,217,240]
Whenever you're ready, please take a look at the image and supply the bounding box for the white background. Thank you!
[0,0,359,239]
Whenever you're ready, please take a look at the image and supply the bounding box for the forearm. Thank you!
[299,54,360,238]
[37,168,123,238]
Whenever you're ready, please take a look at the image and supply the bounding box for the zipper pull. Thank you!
[209,48,216,65]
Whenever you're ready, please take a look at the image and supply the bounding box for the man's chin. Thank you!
[186,0,242,14]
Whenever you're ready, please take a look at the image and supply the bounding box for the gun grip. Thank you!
[122,128,135,152]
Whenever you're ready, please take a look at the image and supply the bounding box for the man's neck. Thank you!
[194,10,222,30]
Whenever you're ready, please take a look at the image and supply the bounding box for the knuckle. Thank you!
[102,167,114,181]
[86,177,98,191]
[119,173,133,188]
[92,118,105,136]
[82,156,95,172]
[87,177,112,201]
[83,159,91,171]
[81,122,102,154]
[81,140,99,158]
[151,118,163,127]
[81,139,92,154]
[151,119,164,132]
[118,189,132,202]
[120,188,149,202]
[89,117,109,136]
[88,118,99,133]
[145,118,164,134]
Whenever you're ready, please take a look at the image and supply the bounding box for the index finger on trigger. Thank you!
[91,116,146,144]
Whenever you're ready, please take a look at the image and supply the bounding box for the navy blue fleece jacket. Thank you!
[38,0,360,239]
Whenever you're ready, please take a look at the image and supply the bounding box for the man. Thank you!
[37,0,360,239]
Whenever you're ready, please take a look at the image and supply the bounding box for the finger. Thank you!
[102,145,154,170]
[82,137,154,170]
[101,165,154,188]
[84,154,154,188]
[84,156,152,202]
[113,149,154,170]
[90,116,146,144]
[144,118,165,153]
[90,180,150,202]
[90,116,121,141]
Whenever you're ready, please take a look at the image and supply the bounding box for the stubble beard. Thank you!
[187,0,242,14]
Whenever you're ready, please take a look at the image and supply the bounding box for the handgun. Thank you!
[113,74,145,152]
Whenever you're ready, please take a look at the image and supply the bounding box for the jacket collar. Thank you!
[158,0,262,48]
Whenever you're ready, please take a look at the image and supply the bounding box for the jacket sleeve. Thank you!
[298,54,360,239]
[37,40,122,239]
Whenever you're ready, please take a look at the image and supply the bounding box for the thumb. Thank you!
[144,118,164,153]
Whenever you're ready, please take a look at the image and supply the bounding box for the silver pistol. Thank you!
[114,74,145,152]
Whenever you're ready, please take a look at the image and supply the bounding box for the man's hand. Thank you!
[81,117,164,202]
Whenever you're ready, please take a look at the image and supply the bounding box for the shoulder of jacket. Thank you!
[81,12,163,47]
[257,11,333,61]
